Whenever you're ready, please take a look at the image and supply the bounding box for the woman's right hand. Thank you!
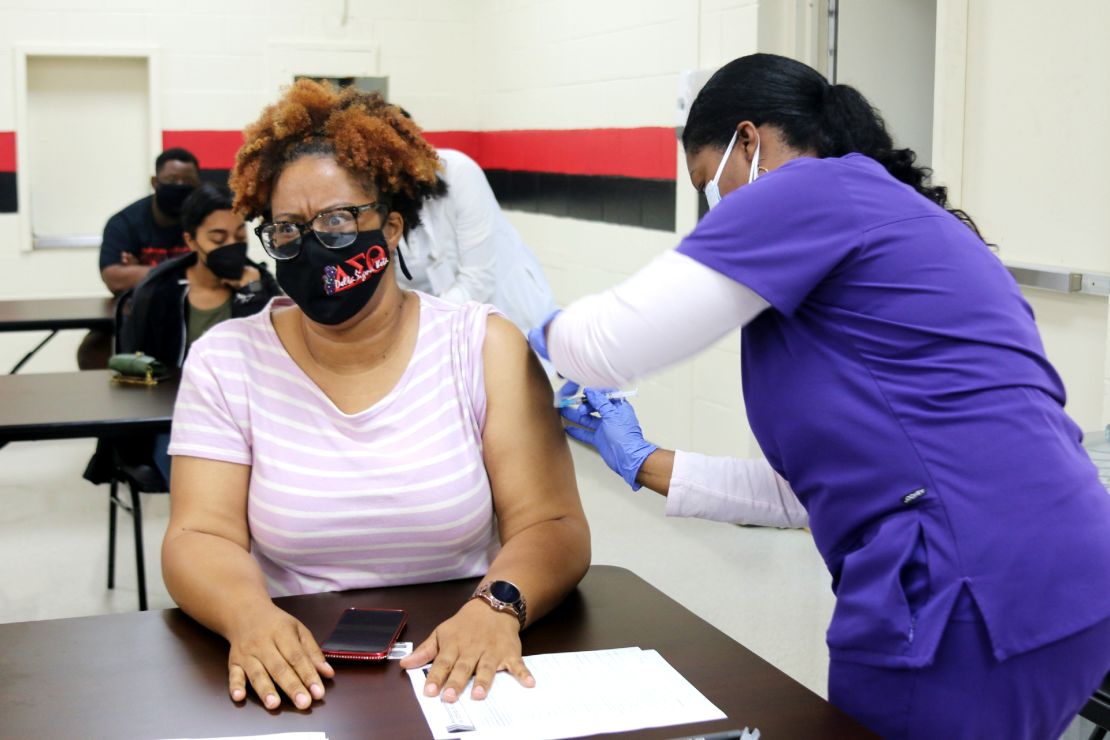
[225,602,334,710]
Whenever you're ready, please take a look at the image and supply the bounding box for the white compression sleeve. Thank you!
[666,450,808,529]
[546,250,769,388]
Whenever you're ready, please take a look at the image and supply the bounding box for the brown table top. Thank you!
[0,370,177,442]
[0,565,874,739]
[0,296,115,332]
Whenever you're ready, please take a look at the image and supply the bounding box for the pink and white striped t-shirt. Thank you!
[168,294,501,597]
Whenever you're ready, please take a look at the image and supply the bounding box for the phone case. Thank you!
[321,608,407,661]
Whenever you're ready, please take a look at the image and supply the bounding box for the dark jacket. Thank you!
[119,251,280,368]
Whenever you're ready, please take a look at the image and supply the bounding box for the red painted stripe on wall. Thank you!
[162,130,243,170]
[0,132,16,172]
[422,128,676,181]
[420,131,483,160]
[160,127,677,181]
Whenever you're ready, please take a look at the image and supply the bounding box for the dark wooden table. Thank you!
[0,565,874,739]
[0,296,115,372]
[0,369,178,611]
[0,369,176,441]
[0,296,115,332]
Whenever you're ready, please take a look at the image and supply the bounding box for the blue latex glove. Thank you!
[556,380,580,403]
[560,387,658,491]
[527,309,562,362]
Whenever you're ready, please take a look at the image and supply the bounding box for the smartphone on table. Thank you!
[321,607,407,661]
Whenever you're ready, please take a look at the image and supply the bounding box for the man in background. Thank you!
[77,147,201,368]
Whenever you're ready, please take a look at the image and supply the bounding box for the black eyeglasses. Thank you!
[255,202,389,261]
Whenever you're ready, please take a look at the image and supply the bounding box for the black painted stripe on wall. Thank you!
[200,168,231,187]
[484,170,676,232]
[0,172,16,213]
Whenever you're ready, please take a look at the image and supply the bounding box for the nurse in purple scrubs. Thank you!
[529,53,1110,739]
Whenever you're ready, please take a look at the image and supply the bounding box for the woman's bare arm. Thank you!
[162,456,333,710]
[401,315,591,701]
[481,315,592,618]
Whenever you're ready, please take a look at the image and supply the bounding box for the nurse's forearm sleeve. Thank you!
[546,250,769,388]
[666,450,808,529]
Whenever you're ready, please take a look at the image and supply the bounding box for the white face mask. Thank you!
[704,130,761,211]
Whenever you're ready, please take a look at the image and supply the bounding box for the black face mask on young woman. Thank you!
[275,230,391,326]
[202,241,248,281]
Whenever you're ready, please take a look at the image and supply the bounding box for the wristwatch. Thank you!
[471,580,527,630]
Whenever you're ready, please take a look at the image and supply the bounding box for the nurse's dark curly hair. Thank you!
[683,53,983,239]
[230,79,445,234]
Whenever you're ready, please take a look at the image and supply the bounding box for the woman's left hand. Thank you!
[399,599,535,702]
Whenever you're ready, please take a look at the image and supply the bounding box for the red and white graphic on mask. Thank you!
[323,245,389,295]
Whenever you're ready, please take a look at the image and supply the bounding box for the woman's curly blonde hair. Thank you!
[230,79,444,233]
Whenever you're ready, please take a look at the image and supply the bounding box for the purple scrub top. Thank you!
[677,153,1110,669]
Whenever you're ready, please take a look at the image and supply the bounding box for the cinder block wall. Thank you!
[0,0,767,460]
[468,0,762,458]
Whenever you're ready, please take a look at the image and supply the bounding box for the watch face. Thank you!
[490,580,520,603]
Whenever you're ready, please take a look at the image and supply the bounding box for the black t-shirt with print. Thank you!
[99,194,189,271]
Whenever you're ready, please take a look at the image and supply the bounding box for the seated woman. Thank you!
[161,80,591,712]
[120,182,279,368]
[117,182,280,483]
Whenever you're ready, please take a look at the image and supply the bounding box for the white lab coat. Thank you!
[399,149,557,333]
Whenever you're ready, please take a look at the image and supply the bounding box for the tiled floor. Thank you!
[0,437,175,620]
[0,378,1096,738]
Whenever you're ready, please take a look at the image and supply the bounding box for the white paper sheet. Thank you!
[406,647,726,740]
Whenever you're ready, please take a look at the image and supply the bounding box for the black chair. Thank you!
[106,450,165,611]
[1080,672,1110,740]
[86,288,169,611]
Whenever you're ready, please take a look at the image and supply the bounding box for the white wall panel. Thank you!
[0,0,477,318]
[949,0,1110,428]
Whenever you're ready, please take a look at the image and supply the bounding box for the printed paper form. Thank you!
[407,647,726,740]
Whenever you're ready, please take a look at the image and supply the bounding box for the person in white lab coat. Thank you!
[398,148,557,333]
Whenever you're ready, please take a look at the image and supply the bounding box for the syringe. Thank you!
[555,389,639,409]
